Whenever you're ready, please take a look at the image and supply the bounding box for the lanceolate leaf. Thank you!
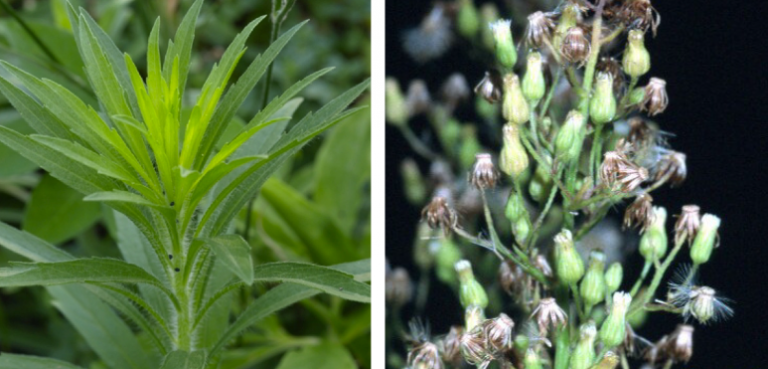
[251,262,370,303]
[162,0,204,98]
[159,350,207,369]
[0,221,73,262]
[0,353,85,369]
[203,234,254,285]
[0,76,74,140]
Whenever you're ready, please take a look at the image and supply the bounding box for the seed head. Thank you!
[669,281,733,324]
[641,77,669,116]
[408,341,444,369]
[661,325,694,363]
[597,56,626,94]
[439,326,464,366]
[499,260,524,295]
[674,205,701,245]
[534,254,553,278]
[483,313,515,352]
[421,196,457,235]
[531,297,568,335]
[469,153,499,190]
[654,151,686,187]
[526,11,555,47]
[474,71,501,103]
[403,5,453,63]
[441,73,470,109]
[460,327,494,368]
[618,0,661,37]
[405,80,432,117]
[385,267,413,307]
[600,151,648,192]
[561,27,591,64]
[624,193,654,233]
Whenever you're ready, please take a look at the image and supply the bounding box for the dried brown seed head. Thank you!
[661,325,694,363]
[385,267,413,307]
[460,327,494,368]
[641,77,668,116]
[474,71,502,103]
[421,196,457,235]
[526,11,556,47]
[441,73,470,108]
[439,326,464,365]
[405,80,432,117]
[484,313,515,352]
[469,153,499,190]
[674,205,701,245]
[561,26,591,64]
[531,297,568,336]
[624,193,654,233]
[408,341,444,369]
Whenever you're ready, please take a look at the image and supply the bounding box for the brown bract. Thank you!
[408,341,444,369]
[531,297,567,336]
[641,77,668,116]
[561,27,591,64]
[469,153,499,190]
[421,196,457,235]
[654,151,686,187]
[474,71,501,104]
[674,205,701,245]
[526,11,555,47]
[624,193,654,233]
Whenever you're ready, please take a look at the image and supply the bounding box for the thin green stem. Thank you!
[399,125,440,160]
[579,0,607,117]
[540,68,564,118]
[527,171,561,249]
[571,283,586,322]
[630,260,652,297]
[590,123,604,180]
[629,238,686,316]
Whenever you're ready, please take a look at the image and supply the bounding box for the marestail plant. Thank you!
[387,0,730,368]
[0,0,370,367]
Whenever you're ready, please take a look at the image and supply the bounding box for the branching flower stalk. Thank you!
[387,0,730,368]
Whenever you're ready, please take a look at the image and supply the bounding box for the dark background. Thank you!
[386,0,768,367]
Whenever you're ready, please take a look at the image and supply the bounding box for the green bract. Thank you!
[0,1,370,368]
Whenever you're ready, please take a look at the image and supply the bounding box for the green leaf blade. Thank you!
[159,350,207,369]
[252,262,370,303]
[203,235,253,285]
[0,353,84,369]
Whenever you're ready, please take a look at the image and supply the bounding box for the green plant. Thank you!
[0,0,370,367]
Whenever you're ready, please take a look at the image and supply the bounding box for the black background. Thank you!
[386,0,768,367]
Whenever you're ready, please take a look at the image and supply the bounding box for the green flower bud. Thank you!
[554,229,585,285]
[475,95,496,120]
[456,260,488,309]
[569,323,597,369]
[599,292,632,348]
[457,0,480,38]
[489,19,517,68]
[627,306,647,329]
[514,217,532,244]
[639,206,668,261]
[590,305,607,326]
[605,262,623,294]
[465,304,486,331]
[529,164,553,203]
[479,4,499,50]
[500,124,529,177]
[628,86,646,106]
[514,334,529,353]
[622,30,651,78]
[589,73,617,125]
[554,110,586,162]
[522,52,546,103]
[502,74,530,125]
[505,191,528,223]
[385,78,407,126]
[580,250,607,308]
[401,159,426,204]
[553,3,579,52]
[435,238,462,286]
[690,214,721,265]
[523,349,543,369]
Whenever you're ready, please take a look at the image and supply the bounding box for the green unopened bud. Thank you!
[605,262,623,294]
[505,191,528,222]
[489,19,516,68]
[589,73,617,125]
[401,159,426,204]
[436,238,462,286]
[569,323,597,369]
[554,110,586,162]
[690,214,721,265]
[628,306,647,329]
[553,3,579,51]
[554,229,585,285]
[529,164,553,203]
[599,292,632,348]
[639,206,668,261]
[465,304,486,331]
[500,124,529,177]
[385,78,407,126]
[522,52,546,103]
[479,4,499,50]
[502,74,530,125]
[590,305,607,326]
[523,349,543,369]
[475,95,496,120]
[456,260,488,309]
[622,30,651,78]
[514,334,529,353]
[628,87,646,106]
[514,217,532,244]
[580,250,607,308]
[457,0,480,38]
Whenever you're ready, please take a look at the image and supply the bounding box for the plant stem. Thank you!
[629,238,686,316]
[554,326,571,369]
[630,260,652,297]
[590,123,604,180]
[579,0,607,117]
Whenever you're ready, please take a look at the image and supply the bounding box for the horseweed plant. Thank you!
[0,1,370,367]
[387,0,730,368]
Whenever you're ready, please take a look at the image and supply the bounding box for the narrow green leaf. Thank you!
[84,190,170,212]
[0,75,74,139]
[159,351,207,369]
[204,235,253,285]
[0,353,84,369]
[209,260,370,356]
[205,117,286,170]
[0,221,73,262]
[163,0,204,97]
[30,134,135,184]
[23,174,101,244]
[251,262,370,302]
[275,342,356,369]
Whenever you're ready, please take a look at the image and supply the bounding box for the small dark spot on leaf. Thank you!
[339,287,344,291]
[168,254,173,260]
[174,268,180,272]
[170,201,175,206]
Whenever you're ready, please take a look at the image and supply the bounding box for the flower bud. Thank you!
[479,4,499,50]
[456,260,489,309]
[605,262,623,295]
[554,4,580,51]
[457,0,480,38]
[589,72,617,125]
[622,29,651,78]
[522,52,546,103]
[385,78,407,126]
[627,86,646,106]
[464,304,486,331]
[523,349,543,369]
[593,351,620,369]
[561,27,590,64]
[514,334,529,353]
[639,206,668,261]
[554,229,585,285]
[599,292,632,348]
[501,74,530,125]
[570,323,597,369]
[580,250,607,308]
[401,159,426,204]
[514,217,532,244]
[435,238,462,286]
[690,214,720,265]
[529,164,553,203]
[500,124,529,177]
[554,110,586,162]
[505,192,532,242]
[489,19,517,68]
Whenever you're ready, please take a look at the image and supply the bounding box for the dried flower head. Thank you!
[526,11,556,47]
[675,205,701,245]
[654,151,686,187]
[441,73,470,108]
[469,153,499,190]
[619,0,661,36]
[627,117,652,146]
[439,326,464,366]
[484,313,515,351]
[421,196,457,235]
[669,276,734,324]
[499,259,524,295]
[404,5,453,63]
[601,151,649,192]
[408,341,444,369]
[533,254,553,278]
[474,71,501,103]
[460,328,494,369]
[405,80,432,117]
[531,297,568,335]
[616,164,649,193]
[624,193,654,232]
[641,77,669,116]
[385,267,413,307]
[661,325,694,363]
[561,26,591,64]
